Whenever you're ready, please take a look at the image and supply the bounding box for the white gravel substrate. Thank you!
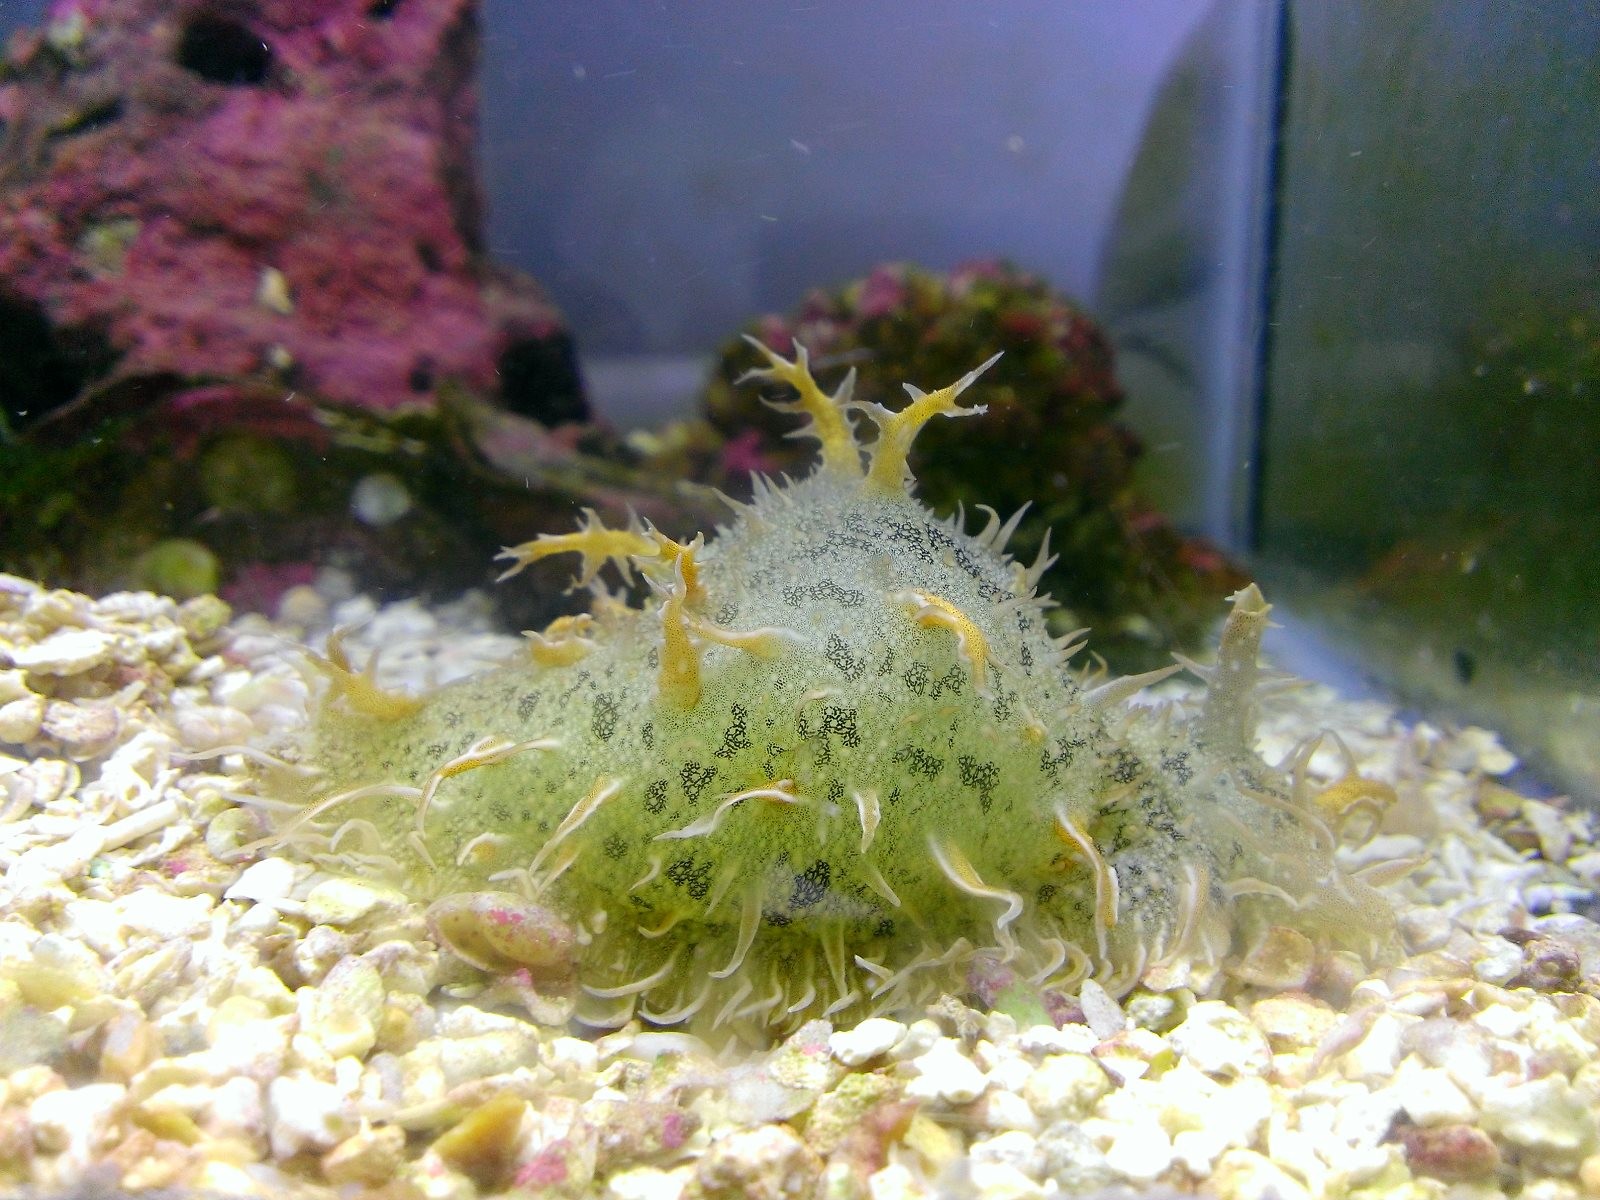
[2,571,1599,1200]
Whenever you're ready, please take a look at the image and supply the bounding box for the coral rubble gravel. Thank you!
[2,571,1599,1199]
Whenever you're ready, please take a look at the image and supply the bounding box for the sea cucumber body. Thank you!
[273,347,1393,1032]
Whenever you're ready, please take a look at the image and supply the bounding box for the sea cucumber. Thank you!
[258,339,1397,1034]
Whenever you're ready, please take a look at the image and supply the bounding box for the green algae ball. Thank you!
[135,538,221,599]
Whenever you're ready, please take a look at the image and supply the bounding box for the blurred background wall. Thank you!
[479,1,1216,352]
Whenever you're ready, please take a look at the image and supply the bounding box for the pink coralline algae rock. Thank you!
[0,0,583,431]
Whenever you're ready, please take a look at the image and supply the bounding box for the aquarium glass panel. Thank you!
[1256,0,1600,800]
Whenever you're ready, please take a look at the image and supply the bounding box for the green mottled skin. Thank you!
[265,347,1393,1034]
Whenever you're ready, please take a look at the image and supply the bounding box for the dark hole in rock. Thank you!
[0,292,119,431]
[368,0,404,16]
[408,362,435,393]
[177,16,272,85]
[416,240,442,272]
[496,334,589,427]
[54,98,125,139]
